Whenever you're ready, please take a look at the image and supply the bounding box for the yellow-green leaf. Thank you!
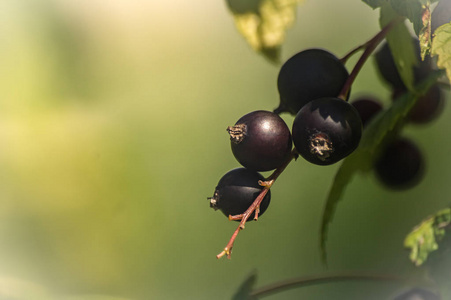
[226,0,303,63]
[431,22,451,83]
[404,208,451,266]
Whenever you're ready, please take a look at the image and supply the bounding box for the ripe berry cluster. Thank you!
[209,48,365,258]
[208,22,446,259]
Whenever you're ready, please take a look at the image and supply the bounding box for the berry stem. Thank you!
[337,17,403,100]
[249,272,433,298]
[216,17,403,260]
[340,44,366,64]
[216,149,298,259]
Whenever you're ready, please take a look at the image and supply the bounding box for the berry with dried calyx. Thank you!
[292,97,362,165]
[228,110,292,172]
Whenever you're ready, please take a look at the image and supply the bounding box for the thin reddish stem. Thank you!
[216,187,271,259]
[216,150,298,259]
[338,17,403,100]
[250,272,435,298]
[340,44,366,64]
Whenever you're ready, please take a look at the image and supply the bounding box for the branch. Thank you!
[338,17,404,100]
[216,149,298,259]
[250,272,434,298]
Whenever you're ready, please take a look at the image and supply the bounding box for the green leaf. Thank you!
[431,22,451,83]
[226,0,303,64]
[389,0,435,58]
[404,208,451,266]
[380,3,418,91]
[389,0,423,35]
[362,0,387,9]
[319,71,444,263]
[232,272,258,300]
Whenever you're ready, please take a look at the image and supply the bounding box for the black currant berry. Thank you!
[374,42,405,89]
[276,49,349,115]
[350,96,383,127]
[392,85,444,124]
[374,39,432,90]
[392,287,439,300]
[292,97,362,165]
[227,110,292,172]
[375,137,424,190]
[209,168,271,221]
[409,85,444,124]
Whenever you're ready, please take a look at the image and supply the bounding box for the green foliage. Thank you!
[226,0,303,63]
[363,0,435,59]
[390,0,424,35]
[319,70,444,262]
[380,3,418,91]
[226,0,450,295]
[404,207,451,266]
[431,22,451,83]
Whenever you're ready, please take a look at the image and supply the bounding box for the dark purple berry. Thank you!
[209,168,271,221]
[227,110,292,172]
[392,85,444,124]
[292,97,362,165]
[409,85,445,124]
[374,39,432,90]
[374,41,404,89]
[375,137,424,190]
[276,49,349,115]
[350,96,384,127]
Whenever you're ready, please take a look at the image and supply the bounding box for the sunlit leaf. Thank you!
[380,3,418,91]
[226,0,303,63]
[404,207,451,266]
[431,22,451,83]
[319,71,444,263]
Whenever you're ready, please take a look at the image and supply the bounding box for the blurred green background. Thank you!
[0,0,449,299]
